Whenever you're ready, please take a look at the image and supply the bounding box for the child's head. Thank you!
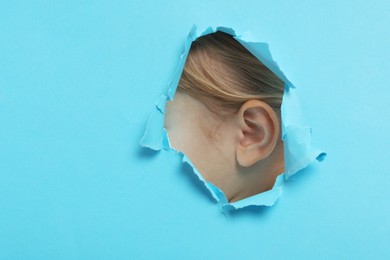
[179,31,284,118]
[164,31,285,202]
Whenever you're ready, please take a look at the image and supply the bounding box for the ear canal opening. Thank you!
[242,117,265,146]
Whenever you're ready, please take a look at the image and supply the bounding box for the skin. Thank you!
[164,91,285,202]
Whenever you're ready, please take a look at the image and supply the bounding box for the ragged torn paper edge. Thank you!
[139,24,327,213]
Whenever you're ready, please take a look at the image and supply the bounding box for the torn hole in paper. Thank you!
[139,25,326,213]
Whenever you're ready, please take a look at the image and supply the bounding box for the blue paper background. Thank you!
[1,0,389,259]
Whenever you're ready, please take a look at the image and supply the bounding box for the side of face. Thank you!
[164,91,238,190]
[164,91,285,202]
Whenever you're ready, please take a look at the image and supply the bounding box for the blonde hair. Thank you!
[178,31,284,118]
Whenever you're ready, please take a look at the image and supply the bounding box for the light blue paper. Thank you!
[2,1,389,258]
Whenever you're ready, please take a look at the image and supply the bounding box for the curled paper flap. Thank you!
[283,126,327,179]
[139,24,326,213]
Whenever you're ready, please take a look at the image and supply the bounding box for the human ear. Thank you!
[236,100,280,167]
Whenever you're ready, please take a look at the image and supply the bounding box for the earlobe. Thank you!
[236,100,280,167]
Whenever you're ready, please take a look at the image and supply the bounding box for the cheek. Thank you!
[164,98,220,178]
[168,128,192,152]
[166,118,210,169]
[165,109,194,151]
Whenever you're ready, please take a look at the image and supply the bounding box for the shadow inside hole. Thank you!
[286,163,319,186]
[136,146,159,159]
[225,204,273,218]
